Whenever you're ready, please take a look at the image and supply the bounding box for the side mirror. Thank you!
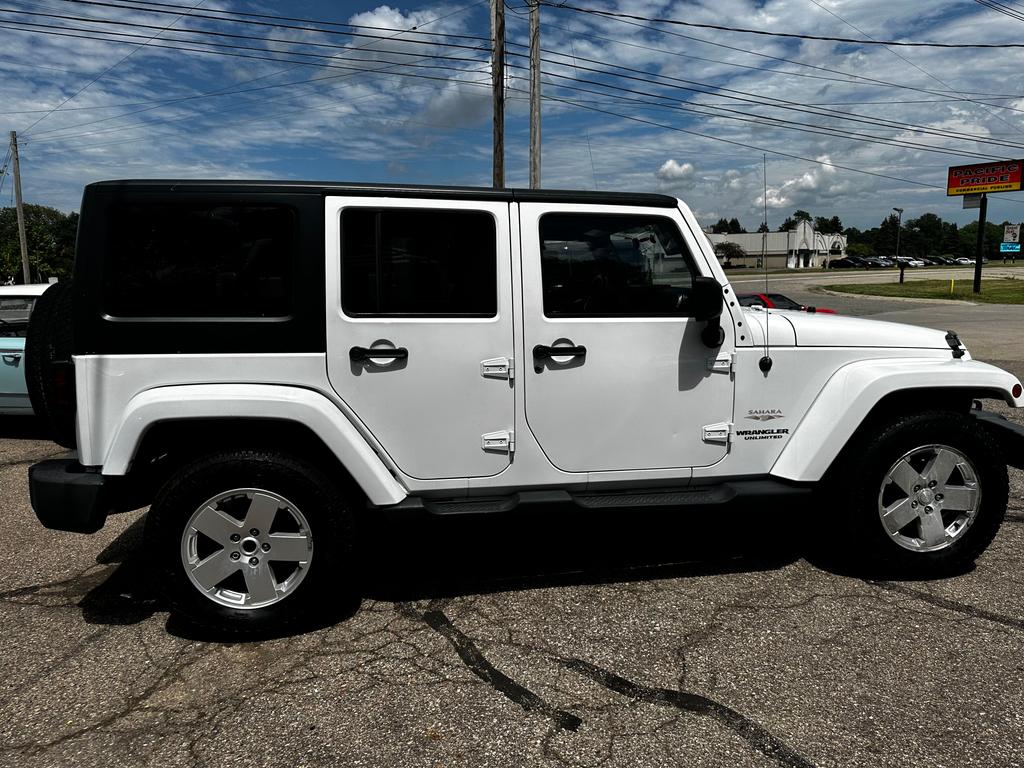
[690,276,725,348]
[690,276,723,321]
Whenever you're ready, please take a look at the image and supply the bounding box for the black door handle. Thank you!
[350,346,408,363]
[533,344,587,359]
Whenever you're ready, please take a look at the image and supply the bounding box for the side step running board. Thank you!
[379,479,811,516]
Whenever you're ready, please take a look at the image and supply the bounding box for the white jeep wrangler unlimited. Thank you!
[27,180,1024,634]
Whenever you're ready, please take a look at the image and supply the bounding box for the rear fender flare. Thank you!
[103,384,407,506]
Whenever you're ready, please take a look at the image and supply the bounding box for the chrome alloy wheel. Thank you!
[180,488,313,609]
[877,444,981,553]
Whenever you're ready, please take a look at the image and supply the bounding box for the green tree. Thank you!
[792,209,812,223]
[710,218,730,234]
[714,241,747,262]
[727,217,746,234]
[813,215,843,234]
[847,242,874,258]
[0,204,78,283]
[876,213,901,256]
[958,221,1003,261]
[904,212,944,257]
[756,221,770,233]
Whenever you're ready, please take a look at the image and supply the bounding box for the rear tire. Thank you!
[839,410,1007,576]
[145,450,356,636]
[25,281,76,448]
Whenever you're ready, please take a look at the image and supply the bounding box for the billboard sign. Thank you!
[947,160,1023,196]
[1000,243,1020,253]
[1004,224,1020,242]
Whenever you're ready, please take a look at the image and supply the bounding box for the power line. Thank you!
[47,0,1024,101]
[8,2,1021,164]
[539,91,943,187]
[20,80,495,157]
[523,5,1024,102]
[12,20,1022,164]
[49,0,494,42]
[526,75,1004,160]
[11,0,1024,145]
[2,30,488,145]
[806,0,1024,141]
[975,0,1024,22]
[3,2,491,138]
[541,2,1024,48]
[19,0,207,134]
[13,11,1023,156]
[0,9,493,60]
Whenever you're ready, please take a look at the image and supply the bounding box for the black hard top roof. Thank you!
[87,179,679,208]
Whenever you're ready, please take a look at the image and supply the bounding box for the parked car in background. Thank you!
[827,257,865,268]
[738,292,836,314]
[895,257,926,268]
[955,257,975,265]
[0,283,50,415]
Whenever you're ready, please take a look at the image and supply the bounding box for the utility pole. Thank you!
[973,193,987,293]
[490,0,505,188]
[9,131,30,284]
[529,0,541,189]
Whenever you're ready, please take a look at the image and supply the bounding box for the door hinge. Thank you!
[702,422,733,444]
[481,429,515,454]
[706,352,734,374]
[481,356,514,381]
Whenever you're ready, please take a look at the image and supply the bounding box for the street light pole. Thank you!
[893,207,903,261]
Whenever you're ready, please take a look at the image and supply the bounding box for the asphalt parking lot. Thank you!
[2,280,1023,768]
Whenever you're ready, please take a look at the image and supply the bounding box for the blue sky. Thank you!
[2,0,1024,229]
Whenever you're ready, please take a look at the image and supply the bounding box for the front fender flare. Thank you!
[771,358,1023,483]
[102,384,407,506]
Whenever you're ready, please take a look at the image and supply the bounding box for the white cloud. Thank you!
[655,159,695,181]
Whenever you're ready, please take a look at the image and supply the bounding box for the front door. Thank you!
[325,197,515,481]
[519,203,734,473]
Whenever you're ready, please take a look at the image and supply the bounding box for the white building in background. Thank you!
[704,220,846,269]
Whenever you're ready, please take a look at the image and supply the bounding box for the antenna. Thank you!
[759,153,773,374]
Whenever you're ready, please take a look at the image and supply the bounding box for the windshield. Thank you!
[0,296,37,337]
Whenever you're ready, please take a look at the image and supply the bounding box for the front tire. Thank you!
[840,410,1008,576]
[145,450,355,635]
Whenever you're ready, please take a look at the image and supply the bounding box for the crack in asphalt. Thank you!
[399,602,583,732]
[0,448,71,468]
[870,581,1024,631]
[560,658,818,768]
[1,641,219,757]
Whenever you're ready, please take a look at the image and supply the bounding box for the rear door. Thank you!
[519,203,734,473]
[325,197,515,481]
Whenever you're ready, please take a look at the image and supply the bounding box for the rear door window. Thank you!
[341,208,497,316]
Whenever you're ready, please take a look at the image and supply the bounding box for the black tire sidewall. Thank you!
[145,451,355,635]
[848,411,1007,574]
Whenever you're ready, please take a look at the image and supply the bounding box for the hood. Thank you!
[754,309,954,349]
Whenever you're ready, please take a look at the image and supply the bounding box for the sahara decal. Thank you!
[745,409,784,421]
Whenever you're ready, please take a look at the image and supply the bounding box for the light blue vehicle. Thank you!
[0,283,50,415]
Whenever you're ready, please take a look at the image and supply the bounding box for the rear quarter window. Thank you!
[102,204,296,319]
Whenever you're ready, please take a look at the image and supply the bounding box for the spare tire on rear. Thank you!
[26,281,77,449]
